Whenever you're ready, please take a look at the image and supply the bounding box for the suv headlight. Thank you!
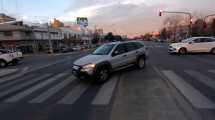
[81,63,96,75]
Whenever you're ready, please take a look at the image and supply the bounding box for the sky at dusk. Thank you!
[1,0,215,37]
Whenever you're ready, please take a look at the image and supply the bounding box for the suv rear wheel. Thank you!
[96,67,110,83]
[137,57,146,69]
[0,60,7,68]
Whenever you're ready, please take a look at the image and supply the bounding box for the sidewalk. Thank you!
[110,65,200,120]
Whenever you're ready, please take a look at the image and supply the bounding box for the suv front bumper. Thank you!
[72,65,96,80]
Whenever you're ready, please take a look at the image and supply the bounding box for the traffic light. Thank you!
[159,10,163,16]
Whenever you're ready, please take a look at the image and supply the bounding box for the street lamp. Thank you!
[159,10,193,37]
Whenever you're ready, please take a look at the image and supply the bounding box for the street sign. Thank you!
[77,17,88,27]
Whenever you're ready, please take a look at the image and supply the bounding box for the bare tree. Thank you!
[163,15,186,42]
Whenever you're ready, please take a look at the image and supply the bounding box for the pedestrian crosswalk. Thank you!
[0,71,119,106]
[29,75,75,103]
[0,69,18,78]
[161,69,215,110]
[209,70,215,74]
[92,76,118,105]
[0,67,29,84]
[58,83,89,104]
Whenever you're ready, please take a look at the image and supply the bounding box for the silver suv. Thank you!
[72,41,149,83]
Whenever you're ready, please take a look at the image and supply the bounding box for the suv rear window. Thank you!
[132,42,144,49]
[125,43,137,52]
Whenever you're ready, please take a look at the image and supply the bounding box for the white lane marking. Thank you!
[4,73,68,103]
[92,76,118,105]
[162,70,215,109]
[0,69,18,77]
[0,67,29,84]
[58,83,89,104]
[185,70,215,90]
[29,75,75,103]
[209,70,215,74]
[0,74,51,99]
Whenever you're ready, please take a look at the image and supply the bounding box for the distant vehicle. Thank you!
[72,41,149,83]
[61,47,74,53]
[10,50,23,65]
[72,46,82,51]
[0,49,23,67]
[169,37,215,54]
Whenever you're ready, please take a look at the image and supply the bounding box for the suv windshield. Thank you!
[92,44,115,55]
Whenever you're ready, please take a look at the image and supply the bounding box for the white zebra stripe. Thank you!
[162,70,215,109]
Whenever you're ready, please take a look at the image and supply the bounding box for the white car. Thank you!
[169,37,215,54]
[0,49,23,67]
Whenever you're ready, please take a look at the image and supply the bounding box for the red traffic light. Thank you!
[159,10,163,16]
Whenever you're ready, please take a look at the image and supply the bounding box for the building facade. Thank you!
[0,24,64,53]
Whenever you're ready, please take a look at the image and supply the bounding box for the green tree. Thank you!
[104,32,115,42]
[191,19,205,37]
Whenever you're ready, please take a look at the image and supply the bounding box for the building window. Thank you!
[4,31,13,36]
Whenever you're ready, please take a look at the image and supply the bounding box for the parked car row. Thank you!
[0,49,23,68]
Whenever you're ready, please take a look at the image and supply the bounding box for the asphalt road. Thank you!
[0,42,215,120]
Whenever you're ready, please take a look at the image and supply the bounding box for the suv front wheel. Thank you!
[137,57,146,69]
[96,67,110,83]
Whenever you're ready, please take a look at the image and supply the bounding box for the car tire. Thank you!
[0,60,7,68]
[211,48,215,55]
[178,48,187,55]
[96,66,110,83]
[137,57,146,69]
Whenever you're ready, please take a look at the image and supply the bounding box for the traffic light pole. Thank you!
[160,11,193,37]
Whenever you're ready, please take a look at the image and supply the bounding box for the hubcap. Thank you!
[180,49,185,54]
[138,59,145,68]
[100,69,108,81]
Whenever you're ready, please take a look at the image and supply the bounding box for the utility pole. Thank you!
[47,23,53,54]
